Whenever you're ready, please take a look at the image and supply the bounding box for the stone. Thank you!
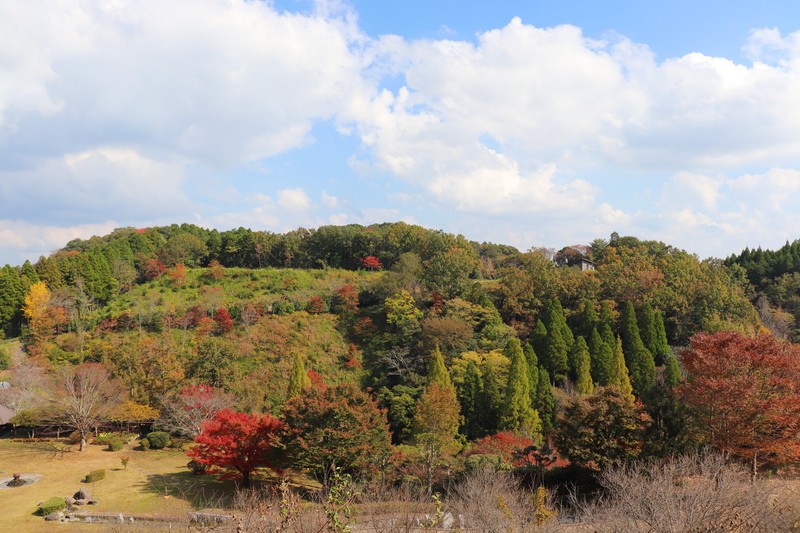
[74,499,86,506]
[88,498,99,505]
[65,497,76,506]
[44,512,64,522]
[74,487,91,500]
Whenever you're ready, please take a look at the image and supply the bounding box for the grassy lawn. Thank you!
[0,438,236,531]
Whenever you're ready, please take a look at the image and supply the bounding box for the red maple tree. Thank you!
[213,307,234,334]
[186,409,285,488]
[360,255,382,271]
[680,331,800,477]
[467,431,536,467]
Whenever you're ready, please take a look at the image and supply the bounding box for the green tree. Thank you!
[573,336,594,395]
[282,383,391,491]
[385,290,423,343]
[0,265,25,337]
[535,367,556,433]
[530,319,548,361]
[499,339,541,437]
[554,387,648,469]
[639,303,670,365]
[413,380,462,496]
[589,328,614,386]
[523,342,539,403]
[664,353,681,389]
[575,299,599,339]
[427,345,452,388]
[456,360,483,440]
[620,301,655,397]
[287,352,311,400]
[541,321,569,384]
[478,365,502,436]
[611,336,634,401]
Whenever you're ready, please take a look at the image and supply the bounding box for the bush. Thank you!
[146,431,171,449]
[107,437,125,451]
[94,432,114,445]
[0,346,10,370]
[140,438,151,451]
[187,459,209,475]
[84,469,105,483]
[36,497,66,516]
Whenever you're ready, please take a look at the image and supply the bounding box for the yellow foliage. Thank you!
[22,281,51,336]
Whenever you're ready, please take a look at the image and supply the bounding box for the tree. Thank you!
[535,367,556,433]
[187,409,284,488]
[523,342,539,403]
[679,332,800,478]
[427,345,451,388]
[611,336,634,401]
[158,384,234,438]
[282,383,391,490]
[554,387,648,470]
[50,363,126,451]
[541,321,569,384]
[22,281,51,338]
[413,381,462,496]
[499,339,541,437]
[664,353,681,389]
[213,307,233,335]
[588,328,613,386]
[287,352,311,400]
[620,302,655,397]
[360,255,382,271]
[573,336,594,395]
[457,360,483,440]
[384,290,423,343]
[639,303,670,365]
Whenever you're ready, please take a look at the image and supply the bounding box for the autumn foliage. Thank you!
[360,255,382,271]
[187,409,285,488]
[680,331,800,474]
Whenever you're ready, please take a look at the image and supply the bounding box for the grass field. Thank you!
[0,438,236,531]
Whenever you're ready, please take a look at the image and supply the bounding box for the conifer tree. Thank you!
[598,300,617,332]
[0,265,26,337]
[639,303,670,365]
[573,336,594,395]
[536,366,556,433]
[479,365,502,435]
[500,339,541,437]
[458,360,483,440]
[428,345,452,388]
[542,321,569,384]
[664,353,681,389]
[588,327,613,386]
[20,260,39,285]
[523,342,539,403]
[611,336,634,401]
[576,299,599,339]
[531,319,548,361]
[620,301,655,396]
[287,353,311,399]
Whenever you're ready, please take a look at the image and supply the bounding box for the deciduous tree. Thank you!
[158,384,234,438]
[187,409,284,488]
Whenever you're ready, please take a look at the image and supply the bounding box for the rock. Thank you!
[87,498,99,505]
[74,487,91,500]
[65,497,76,506]
[74,499,86,506]
[44,512,64,522]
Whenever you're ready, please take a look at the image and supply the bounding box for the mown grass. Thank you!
[0,439,230,531]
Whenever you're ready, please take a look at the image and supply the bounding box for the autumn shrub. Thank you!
[36,497,66,516]
[146,431,171,449]
[84,469,106,483]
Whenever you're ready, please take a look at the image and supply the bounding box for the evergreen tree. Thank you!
[523,342,539,403]
[589,327,614,386]
[287,353,311,399]
[457,360,483,440]
[0,265,25,337]
[20,260,39,285]
[611,336,634,401]
[664,353,681,389]
[598,300,617,333]
[600,322,616,352]
[530,319,548,361]
[573,336,594,395]
[575,299,599,339]
[535,366,556,433]
[620,301,655,397]
[639,303,670,365]
[427,345,452,388]
[499,339,541,437]
[542,321,569,384]
[478,365,502,435]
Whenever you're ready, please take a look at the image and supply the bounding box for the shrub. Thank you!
[146,431,171,449]
[37,497,66,516]
[0,346,10,370]
[107,436,125,451]
[187,460,209,475]
[84,469,105,483]
[95,432,115,445]
[140,438,151,451]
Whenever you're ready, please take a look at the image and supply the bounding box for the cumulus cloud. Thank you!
[278,188,312,212]
[0,219,118,265]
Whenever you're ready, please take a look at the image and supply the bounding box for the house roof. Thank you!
[0,405,15,425]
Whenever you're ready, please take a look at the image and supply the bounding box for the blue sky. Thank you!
[2,0,800,265]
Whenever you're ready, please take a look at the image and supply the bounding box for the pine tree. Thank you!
[287,353,311,399]
[20,260,39,285]
[639,303,670,365]
[500,338,541,437]
[576,299,599,339]
[620,301,655,397]
[653,311,670,364]
[531,319,548,361]
[611,336,634,401]
[523,342,539,403]
[536,366,556,433]
[573,336,594,395]
[599,300,617,333]
[0,265,26,337]
[588,327,613,386]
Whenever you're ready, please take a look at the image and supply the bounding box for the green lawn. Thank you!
[0,439,236,531]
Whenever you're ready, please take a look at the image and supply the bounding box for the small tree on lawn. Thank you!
[51,363,126,451]
[187,409,285,488]
[158,384,234,438]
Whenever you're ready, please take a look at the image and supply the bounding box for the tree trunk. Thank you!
[80,432,87,451]
[751,452,758,484]
[242,470,251,489]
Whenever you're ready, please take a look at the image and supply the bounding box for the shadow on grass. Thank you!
[139,470,237,510]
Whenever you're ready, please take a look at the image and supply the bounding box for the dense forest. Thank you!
[1,222,799,528]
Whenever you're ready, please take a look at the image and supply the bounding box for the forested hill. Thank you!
[727,239,800,341]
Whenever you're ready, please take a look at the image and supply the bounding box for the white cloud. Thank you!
[321,191,340,208]
[0,219,118,265]
[278,188,311,212]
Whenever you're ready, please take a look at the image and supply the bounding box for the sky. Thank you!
[2,0,800,265]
